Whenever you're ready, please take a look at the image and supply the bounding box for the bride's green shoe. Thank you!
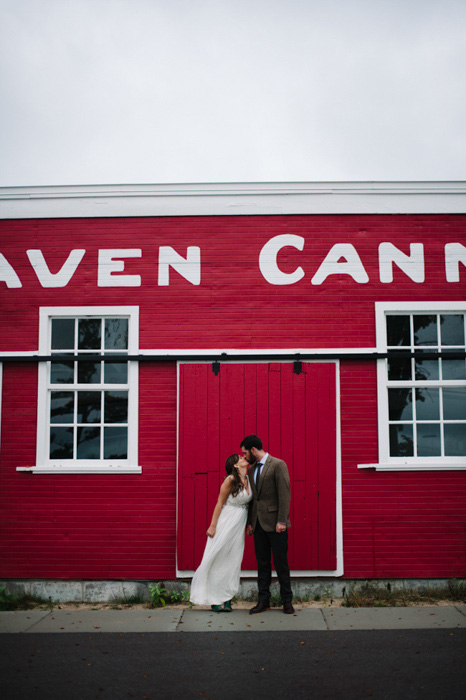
[211,604,223,612]
[223,600,232,612]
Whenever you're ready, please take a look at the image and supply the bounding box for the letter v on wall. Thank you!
[0,253,22,288]
[27,250,86,288]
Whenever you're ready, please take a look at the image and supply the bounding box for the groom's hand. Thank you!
[246,525,253,536]
[276,522,287,533]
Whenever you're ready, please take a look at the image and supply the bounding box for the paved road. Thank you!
[1,628,465,700]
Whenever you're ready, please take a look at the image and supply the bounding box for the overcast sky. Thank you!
[1,0,465,187]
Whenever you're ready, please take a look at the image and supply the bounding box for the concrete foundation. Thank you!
[1,578,464,604]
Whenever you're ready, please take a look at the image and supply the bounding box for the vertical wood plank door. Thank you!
[177,362,337,572]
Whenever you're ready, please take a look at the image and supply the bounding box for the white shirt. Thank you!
[255,452,269,484]
[254,452,287,526]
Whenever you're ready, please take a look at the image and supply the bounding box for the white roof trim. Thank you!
[1,181,465,218]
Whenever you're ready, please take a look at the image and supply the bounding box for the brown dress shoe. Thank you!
[249,600,270,615]
[283,601,295,614]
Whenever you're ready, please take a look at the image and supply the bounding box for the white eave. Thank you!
[0,181,466,218]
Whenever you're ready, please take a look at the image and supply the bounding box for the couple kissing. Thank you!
[190,434,294,615]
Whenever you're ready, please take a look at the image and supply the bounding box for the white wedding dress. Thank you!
[190,477,253,606]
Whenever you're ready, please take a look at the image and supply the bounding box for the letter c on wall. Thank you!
[259,234,305,285]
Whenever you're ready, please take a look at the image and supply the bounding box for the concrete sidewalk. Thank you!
[1,605,465,633]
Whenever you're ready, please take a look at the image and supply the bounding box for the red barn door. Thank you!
[177,362,337,572]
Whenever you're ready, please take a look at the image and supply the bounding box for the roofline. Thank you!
[1,181,466,218]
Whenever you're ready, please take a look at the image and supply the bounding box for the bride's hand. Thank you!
[206,525,216,538]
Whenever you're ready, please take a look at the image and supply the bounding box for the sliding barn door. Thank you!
[177,362,337,572]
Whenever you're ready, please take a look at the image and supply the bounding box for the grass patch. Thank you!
[0,586,55,611]
[342,581,466,607]
[110,594,147,608]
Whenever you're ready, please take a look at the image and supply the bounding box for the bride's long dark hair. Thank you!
[225,454,244,497]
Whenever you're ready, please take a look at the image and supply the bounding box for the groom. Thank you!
[241,434,294,615]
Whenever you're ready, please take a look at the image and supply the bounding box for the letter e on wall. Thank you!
[98,249,142,287]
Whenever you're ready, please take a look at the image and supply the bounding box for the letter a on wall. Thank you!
[177,363,338,573]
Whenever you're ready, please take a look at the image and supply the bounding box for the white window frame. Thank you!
[359,301,466,472]
[18,306,140,474]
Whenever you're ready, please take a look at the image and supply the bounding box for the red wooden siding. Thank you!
[177,362,337,572]
[0,362,178,579]
[0,213,465,580]
[340,361,466,578]
[1,214,465,354]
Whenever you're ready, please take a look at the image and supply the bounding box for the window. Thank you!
[372,303,466,471]
[31,307,140,473]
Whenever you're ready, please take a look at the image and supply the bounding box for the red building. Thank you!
[0,182,465,587]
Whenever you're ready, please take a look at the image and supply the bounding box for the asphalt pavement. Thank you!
[1,607,465,700]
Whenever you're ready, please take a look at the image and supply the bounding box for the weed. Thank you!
[268,583,282,607]
[270,594,283,607]
[342,581,466,608]
[112,594,146,607]
[180,589,191,603]
[0,586,55,611]
[163,588,191,605]
[0,585,17,611]
[148,582,169,607]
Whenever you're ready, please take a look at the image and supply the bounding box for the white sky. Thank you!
[1,0,465,186]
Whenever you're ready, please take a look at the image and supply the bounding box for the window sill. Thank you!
[358,462,466,472]
[16,466,142,474]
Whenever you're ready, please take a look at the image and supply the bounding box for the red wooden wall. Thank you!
[0,214,465,580]
[177,362,337,572]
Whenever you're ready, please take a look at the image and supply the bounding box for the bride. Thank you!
[190,454,252,611]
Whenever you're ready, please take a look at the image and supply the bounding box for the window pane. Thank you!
[51,319,75,350]
[78,319,101,350]
[413,315,437,346]
[77,427,101,459]
[388,351,412,380]
[416,424,441,456]
[389,424,413,457]
[443,388,466,420]
[104,391,128,423]
[105,318,128,350]
[50,427,74,459]
[444,424,466,457]
[51,355,74,384]
[104,360,128,384]
[440,315,465,346]
[388,389,412,421]
[50,392,74,423]
[78,360,101,384]
[442,358,466,380]
[104,427,128,459]
[77,391,101,424]
[386,315,410,346]
[415,388,440,421]
[414,356,439,381]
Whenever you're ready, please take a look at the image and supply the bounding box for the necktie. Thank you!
[255,462,262,485]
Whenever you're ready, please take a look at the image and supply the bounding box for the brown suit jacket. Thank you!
[247,454,291,532]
